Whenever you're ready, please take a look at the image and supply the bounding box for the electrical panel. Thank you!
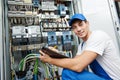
[6,0,76,80]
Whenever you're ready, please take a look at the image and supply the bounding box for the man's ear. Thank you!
[86,21,89,25]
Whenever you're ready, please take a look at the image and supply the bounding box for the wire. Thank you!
[33,59,39,74]
[18,53,40,71]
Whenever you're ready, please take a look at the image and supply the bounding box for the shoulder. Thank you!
[92,30,110,39]
[93,30,108,35]
[88,30,111,43]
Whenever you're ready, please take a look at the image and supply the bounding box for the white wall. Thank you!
[77,0,120,55]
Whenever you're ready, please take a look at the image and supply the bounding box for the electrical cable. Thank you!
[33,59,39,80]
[18,53,40,71]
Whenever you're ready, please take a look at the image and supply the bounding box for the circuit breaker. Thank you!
[12,26,27,45]
[62,31,72,51]
[58,4,66,18]
[47,31,58,46]
[27,25,41,44]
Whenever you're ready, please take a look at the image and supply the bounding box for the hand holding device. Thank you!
[41,47,69,58]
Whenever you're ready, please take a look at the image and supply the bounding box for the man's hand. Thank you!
[39,50,52,63]
[39,46,58,63]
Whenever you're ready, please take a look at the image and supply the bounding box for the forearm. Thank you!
[48,58,84,72]
[48,58,72,68]
[40,50,98,72]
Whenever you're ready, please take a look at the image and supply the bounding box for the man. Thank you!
[40,14,120,80]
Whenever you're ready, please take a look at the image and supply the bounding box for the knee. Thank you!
[62,68,75,80]
[62,68,68,75]
[62,68,72,75]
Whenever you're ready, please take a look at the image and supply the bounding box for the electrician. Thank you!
[40,13,120,80]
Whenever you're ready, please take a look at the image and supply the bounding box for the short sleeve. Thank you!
[85,31,110,56]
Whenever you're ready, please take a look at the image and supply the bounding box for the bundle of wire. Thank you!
[18,53,54,79]
[19,53,40,71]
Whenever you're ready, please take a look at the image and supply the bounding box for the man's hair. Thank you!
[71,19,87,24]
[70,19,87,29]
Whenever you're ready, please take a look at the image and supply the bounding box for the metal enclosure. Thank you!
[2,0,78,80]
[0,0,4,80]
[0,0,10,80]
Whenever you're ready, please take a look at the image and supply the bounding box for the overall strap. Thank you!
[90,60,112,80]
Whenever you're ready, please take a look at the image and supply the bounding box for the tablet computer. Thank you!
[41,47,69,58]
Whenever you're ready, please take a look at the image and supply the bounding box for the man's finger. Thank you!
[39,50,45,56]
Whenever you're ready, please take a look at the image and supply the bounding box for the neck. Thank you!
[82,31,92,41]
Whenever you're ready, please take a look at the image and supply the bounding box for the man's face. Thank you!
[71,20,89,39]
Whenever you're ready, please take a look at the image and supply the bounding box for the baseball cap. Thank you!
[69,14,86,26]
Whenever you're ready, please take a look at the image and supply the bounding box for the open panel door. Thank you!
[74,0,120,56]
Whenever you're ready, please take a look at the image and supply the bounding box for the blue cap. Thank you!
[69,14,86,26]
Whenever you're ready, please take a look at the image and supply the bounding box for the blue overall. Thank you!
[61,60,112,80]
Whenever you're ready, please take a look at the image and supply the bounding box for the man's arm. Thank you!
[115,0,120,1]
[40,50,98,72]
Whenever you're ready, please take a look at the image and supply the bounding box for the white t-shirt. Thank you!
[77,30,120,80]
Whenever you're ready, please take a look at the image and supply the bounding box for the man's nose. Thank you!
[76,26,82,32]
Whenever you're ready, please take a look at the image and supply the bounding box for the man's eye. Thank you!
[72,27,76,30]
[79,23,83,26]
